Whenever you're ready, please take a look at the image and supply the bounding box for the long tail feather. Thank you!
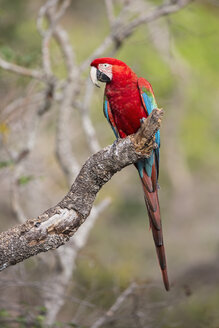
[138,164,170,291]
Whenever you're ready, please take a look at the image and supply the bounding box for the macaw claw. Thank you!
[140,117,146,124]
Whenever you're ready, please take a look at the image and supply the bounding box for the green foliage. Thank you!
[0,309,9,317]
[0,306,46,328]
[18,175,34,186]
[0,160,13,168]
[0,45,15,61]
[0,45,39,68]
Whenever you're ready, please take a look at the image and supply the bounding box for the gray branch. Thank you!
[0,56,44,80]
[91,282,137,328]
[0,108,163,272]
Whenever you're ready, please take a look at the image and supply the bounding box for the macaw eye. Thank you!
[103,64,109,68]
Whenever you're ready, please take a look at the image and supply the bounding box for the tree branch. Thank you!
[91,282,137,328]
[43,198,110,326]
[0,108,163,272]
[0,57,44,80]
[79,0,192,71]
[104,0,115,27]
[115,0,192,41]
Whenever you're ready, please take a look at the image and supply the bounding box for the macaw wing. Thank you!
[103,93,120,138]
[137,77,160,179]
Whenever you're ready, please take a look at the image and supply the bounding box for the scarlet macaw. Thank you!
[90,57,169,291]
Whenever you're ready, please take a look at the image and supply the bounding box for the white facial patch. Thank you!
[90,66,100,87]
[98,63,113,80]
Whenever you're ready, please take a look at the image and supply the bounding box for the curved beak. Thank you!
[90,66,100,88]
[90,66,111,88]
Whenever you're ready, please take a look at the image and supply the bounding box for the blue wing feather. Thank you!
[137,79,160,179]
[142,93,153,115]
[104,97,119,139]
[104,99,110,122]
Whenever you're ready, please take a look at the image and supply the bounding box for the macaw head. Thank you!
[90,57,135,87]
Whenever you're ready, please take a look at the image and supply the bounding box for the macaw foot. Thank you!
[140,117,146,124]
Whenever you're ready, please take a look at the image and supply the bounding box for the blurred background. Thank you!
[0,0,219,327]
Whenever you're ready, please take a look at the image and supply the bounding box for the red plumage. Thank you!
[90,58,170,291]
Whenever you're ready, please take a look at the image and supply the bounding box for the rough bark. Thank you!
[0,108,163,272]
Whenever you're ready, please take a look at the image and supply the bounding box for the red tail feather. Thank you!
[140,165,170,291]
